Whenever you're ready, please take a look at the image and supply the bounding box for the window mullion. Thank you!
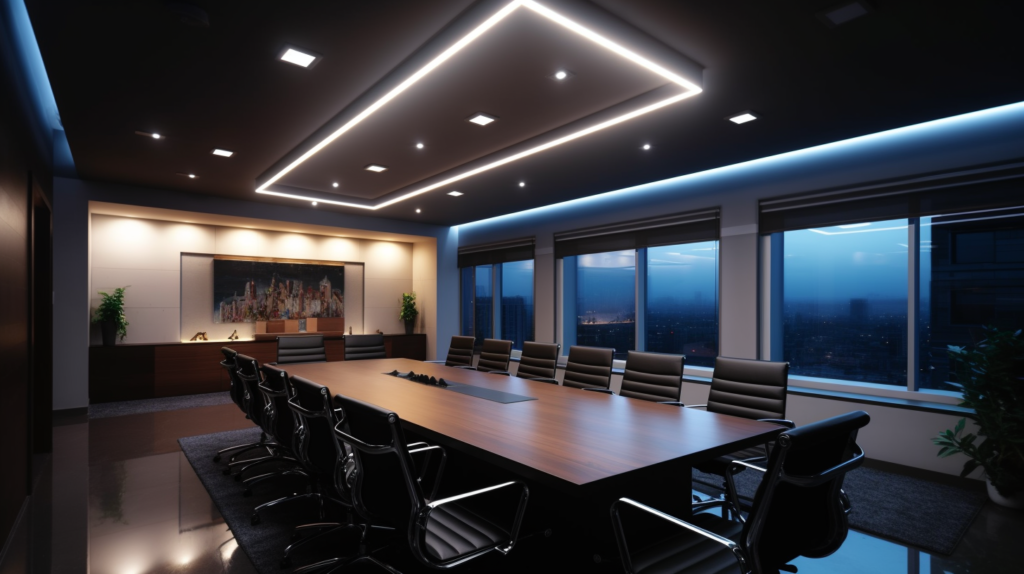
[908,218,920,392]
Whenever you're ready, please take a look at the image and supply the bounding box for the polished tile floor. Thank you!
[31,403,1021,573]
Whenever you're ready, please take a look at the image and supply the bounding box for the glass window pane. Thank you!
[500,260,534,350]
[783,220,908,386]
[918,210,1024,390]
[474,264,493,346]
[577,250,635,358]
[460,267,474,337]
[646,242,719,367]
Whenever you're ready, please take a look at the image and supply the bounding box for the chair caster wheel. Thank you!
[213,455,221,462]
[251,514,260,525]
[243,489,252,497]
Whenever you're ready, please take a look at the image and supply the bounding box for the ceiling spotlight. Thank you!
[519,182,525,188]
[447,191,464,197]
[365,164,387,172]
[467,113,497,126]
[188,174,196,179]
[416,143,424,149]
[211,149,233,157]
[728,112,759,125]
[279,46,320,68]
[332,182,339,188]
[554,70,568,80]
[642,144,651,150]
[152,133,162,139]
[135,131,162,139]
[311,201,318,206]
[416,209,421,213]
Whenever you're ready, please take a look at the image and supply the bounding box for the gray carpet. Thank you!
[90,391,233,419]
[693,463,988,556]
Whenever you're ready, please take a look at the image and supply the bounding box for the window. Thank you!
[500,260,534,349]
[576,250,635,357]
[460,266,474,338]
[474,264,493,346]
[646,242,719,367]
[782,219,909,386]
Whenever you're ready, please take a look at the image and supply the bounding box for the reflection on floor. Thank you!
[34,403,1022,573]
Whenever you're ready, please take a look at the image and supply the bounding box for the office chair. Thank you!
[343,333,386,360]
[241,364,311,499]
[277,334,327,364]
[496,341,560,381]
[678,357,792,515]
[611,410,869,574]
[540,345,614,390]
[585,351,685,402]
[213,347,272,464]
[329,394,530,571]
[427,335,476,367]
[456,338,513,373]
[224,354,297,480]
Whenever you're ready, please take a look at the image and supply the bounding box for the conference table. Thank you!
[283,358,783,566]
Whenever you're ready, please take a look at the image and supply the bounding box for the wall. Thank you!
[459,101,1024,476]
[89,214,412,344]
[54,178,460,410]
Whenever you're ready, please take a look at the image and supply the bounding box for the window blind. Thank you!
[458,237,535,268]
[553,209,719,259]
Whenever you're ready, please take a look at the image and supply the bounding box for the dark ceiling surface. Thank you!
[27,0,1024,226]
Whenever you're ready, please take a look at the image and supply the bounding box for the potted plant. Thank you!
[934,327,1024,508]
[400,292,418,335]
[93,287,129,346]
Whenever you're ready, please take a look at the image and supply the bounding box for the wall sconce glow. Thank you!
[729,112,758,125]
[255,0,702,210]
[211,149,233,157]
[365,164,388,173]
[447,191,464,196]
[468,113,497,126]
[280,47,318,68]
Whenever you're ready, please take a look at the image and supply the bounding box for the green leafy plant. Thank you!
[934,327,1024,497]
[399,292,418,321]
[93,286,130,341]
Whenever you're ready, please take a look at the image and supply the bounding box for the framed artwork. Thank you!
[213,257,344,323]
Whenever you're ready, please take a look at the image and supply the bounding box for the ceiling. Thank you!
[28,0,1024,226]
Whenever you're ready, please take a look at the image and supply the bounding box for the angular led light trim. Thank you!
[447,191,464,196]
[729,112,758,125]
[256,0,703,209]
[280,47,318,68]
[212,149,234,157]
[468,113,497,126]
[365,164,388,172]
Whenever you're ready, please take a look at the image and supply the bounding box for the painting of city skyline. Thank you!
[213,258,344,323]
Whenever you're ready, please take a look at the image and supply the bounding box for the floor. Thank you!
[25,402,1023,574]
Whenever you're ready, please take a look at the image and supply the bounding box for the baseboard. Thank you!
[52,407,88,426]
[0,497,29,572]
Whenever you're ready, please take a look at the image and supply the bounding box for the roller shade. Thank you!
[458,237,535,268]
[554,209,719,259]
[759,160,1024,234]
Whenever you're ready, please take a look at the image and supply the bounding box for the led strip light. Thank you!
[256,0,703,209]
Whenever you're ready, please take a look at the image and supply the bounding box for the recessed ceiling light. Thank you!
[152,133,162,139]
[332,182,339,188]
[467,113,497,126]
[416,209,421,213]
[642,144,651,150]
[135,131,162,139]
[416,143,424,149]
[211,149,233,157]
[519,182,525,187]
[177,172,198,179]
[188,174,196,179]
[728,112,759,125]
[365,164,387,172]
[311,201,318,206]
[552,69,576,81]
[447,191,464,196]
[279,47,320,68]
[818,1,872,28]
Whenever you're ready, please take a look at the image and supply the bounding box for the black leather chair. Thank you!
[611,410,869,574]
[683,357,792,514]
[458,338,513,373]
[587,351,686,402]
[213,347,271,464]
[243,364,310,502]
[226,354,298,480]
[331,394,530,571]
[553,345,615,390]
[504,341,560,381]
[277,335,327,364]
[427,335,476,367]
[343,334,386,361]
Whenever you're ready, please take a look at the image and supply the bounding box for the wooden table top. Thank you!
[284,358,783,494]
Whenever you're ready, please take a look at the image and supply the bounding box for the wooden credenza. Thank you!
[88,333,427,403]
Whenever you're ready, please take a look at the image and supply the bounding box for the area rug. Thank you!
[90,391,232,418]
[693,462,988,556]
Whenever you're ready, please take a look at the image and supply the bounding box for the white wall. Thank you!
[89,214,419,344]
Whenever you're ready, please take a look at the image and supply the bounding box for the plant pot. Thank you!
[101,321,118,346]
[404,319,415,335]
[987,479,1024,510]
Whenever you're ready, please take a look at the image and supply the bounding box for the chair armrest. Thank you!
[758,418,795,429]
[683,404,708,409]
[409,444,447,500]
[583,388,614,395]
[423,480,530,555]
[659,401,685,407]
[611,498,748,574]
[530,377,559,385]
